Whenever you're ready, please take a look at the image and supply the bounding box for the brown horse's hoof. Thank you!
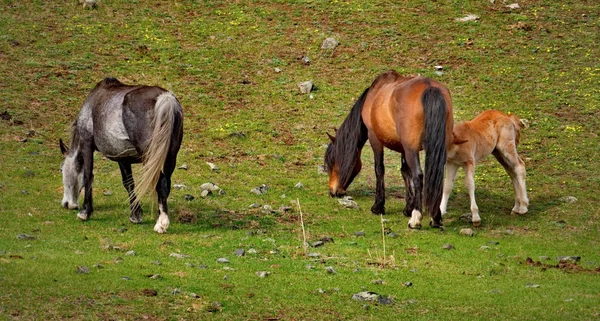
[407,222,422,229]
[429,220,443,228]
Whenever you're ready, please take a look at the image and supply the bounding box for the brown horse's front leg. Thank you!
[400,155,414,217]
[370,137,385,215]
[77,143,94,221]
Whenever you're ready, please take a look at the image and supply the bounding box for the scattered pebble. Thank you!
[354,231,366,237]
[506,3,520,9]
[325,266,337,274]
[206,162,219,172]
[77,266,90,274]
[525,283,540,288]
[298,81,313,94]
[559,196,578,204]
[120,276,132,281]
[251,184,269,195]
[173,184,186,190]
[402,281,413,287]
[352,291,393,305]
[307,252,321,258]
[103,190,113,196]
[480,246,491,250]
[247,248,258,254]
[125,250,136,256]
[256,271,270,278]
[372,279,384,285]
[442,243,454,250]
[152,260,163,265]
[184,194,195,201]
[311,241,324,248]
[557,256,581,263]
[460,228,474,236]
[455,14,480,22]
[217,257,230,264]
[169,253,190,259]
[17,234,36,240]
[234,248,245,257]
[338,196,358,209]
[294,182,304,189]
[178,164,188,170]
[321,37,339,49]
[200,190,211,198]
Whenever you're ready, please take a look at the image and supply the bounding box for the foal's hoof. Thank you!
[77,212,90,221]
[472,220,481,227]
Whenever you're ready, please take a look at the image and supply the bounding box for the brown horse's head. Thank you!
[324,132,363,197]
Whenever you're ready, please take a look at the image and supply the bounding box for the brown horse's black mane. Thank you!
[325,88,370,188]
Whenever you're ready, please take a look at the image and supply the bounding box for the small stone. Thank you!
[173,184,186,190]
[178,164,188,170]
[77,266,90,274]
[207,302,223,312]
[249,203,261,209]
[525,283,540,288]
[17,234,36,240]
[185,262,195,268]
[506,3,520,9]
[301,56,310,65]
[200,183,220,192]
[125,250,136,256]
[247,248,258,254]
[338,196,358,209]
[206,162,219,172]
[149,274,162,280]
[325,266,337,274]
[190,293,201,299]
[557,256,581,263]
[184,194,195,201]
[217,257,229,264]
[460,228,474,236]
[372,279,384,285]
[169,253,190,259]
[234,248,245,257]
[274,67,282,73]
[455,14,480,22]
[321,37,339,49]
[311,241,324,248]
[294,182,304,189]
[298,81,313,94]
[256,271,270,278]
[480,246,491,250]
[172,288,181,295]
[442,243,454,250]
[559,196,578,204]
[505,229,515,235]
[306,264,315,270]
[402,281,413,287]
[250,184,269,195]
[307,252,321,258]
[120,276,132,281]
[354,231,366,237]
[152,260,163,265]
[200,190,211,198]
[103,190,113,196]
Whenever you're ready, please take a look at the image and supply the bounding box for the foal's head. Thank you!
[59,139,83,210]
[324,132,362,197]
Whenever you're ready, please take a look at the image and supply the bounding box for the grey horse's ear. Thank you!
[59,139,68,155]
[326,132,336,143]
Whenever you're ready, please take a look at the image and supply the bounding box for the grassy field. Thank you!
[1,0,599,320]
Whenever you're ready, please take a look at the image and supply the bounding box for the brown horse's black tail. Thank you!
[422,86,447,224]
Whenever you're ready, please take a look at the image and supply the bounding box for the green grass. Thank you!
[1,0,599,320]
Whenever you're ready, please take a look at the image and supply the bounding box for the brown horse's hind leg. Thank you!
[403,151,424,229]
[400,155,414,217]
[370,135,386,214]
[492,147,529,215]
[118,162,143,224]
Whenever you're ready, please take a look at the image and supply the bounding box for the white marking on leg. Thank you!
[154,210,169,233]
[408,209,422,229]
[77,211,88,221]
[465,162,480,226]
[440,163,458,216]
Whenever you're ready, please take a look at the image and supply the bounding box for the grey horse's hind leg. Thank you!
[118,162,143,223]
[154,155,177,233]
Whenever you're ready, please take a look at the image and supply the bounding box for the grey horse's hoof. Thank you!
[77,212,89,221]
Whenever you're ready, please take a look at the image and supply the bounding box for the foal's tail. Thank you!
[422,86,448,221]
[133,92,183,206]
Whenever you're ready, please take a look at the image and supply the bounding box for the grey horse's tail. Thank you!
[133,92,181,206]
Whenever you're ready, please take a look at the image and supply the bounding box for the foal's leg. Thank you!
[440,162,459,217]
[464,161,481,226]
[77,141,94,221]
[404,150,424,229]
[118,162,143,223]
[370,135,386,214]
[492,148,529,214]
[400,155,414,217]
[154,157,176,234]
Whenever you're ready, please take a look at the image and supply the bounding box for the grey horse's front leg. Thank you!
[118,162,143,223]
[77,143,94,221]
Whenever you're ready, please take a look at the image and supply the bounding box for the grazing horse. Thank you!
[439,110,529,226]
[324,70,454,228]
[59,78,183,233]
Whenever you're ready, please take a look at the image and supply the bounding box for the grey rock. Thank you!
[301,56,310,65]
[173,184,186,190]
[274,67,282,73]
[217,257,230,264]
[455,14,480,22]
[460,228,474,236]
[152,260,163,265]
[442,243,454,250]
[325,266,337,274]
[206,162,219,172]
[311,241,324,248]
[557,256,581,263]
[525,283,540,288]
[184,194,195,201]
[200,182,220,192]
[308,252,321,258]
[559,196,578,204]
[247,248,258,254]
[17,234,36,240]
[120,276,132,281]
[338,196,359,209]
[506,3,520,9]
[93,263,104,269]
[294,182,304,189]
[354,230,366,237]
[372,279,384,285]
[125,250,136,256]
[169,253,190,259]
[298,81,313,94]
[352,291,393,305]
[103,190,113,196]
[251,184,269,195]
[402,281,413,287]
[190,293,201,299]
[172,288,181,295]
[178,164,188,170]
[149,274,162,280]
[77,266,90,274]
[234,248,245,257]
[200,189,211,198]
[321,37,339,49]
[256,271,270,278]
[249,203,261,209]
[480,246,491,250]
[538,256,550,261]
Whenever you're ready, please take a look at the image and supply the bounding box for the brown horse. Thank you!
[439,110,529,226]
[324,70,454,228]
